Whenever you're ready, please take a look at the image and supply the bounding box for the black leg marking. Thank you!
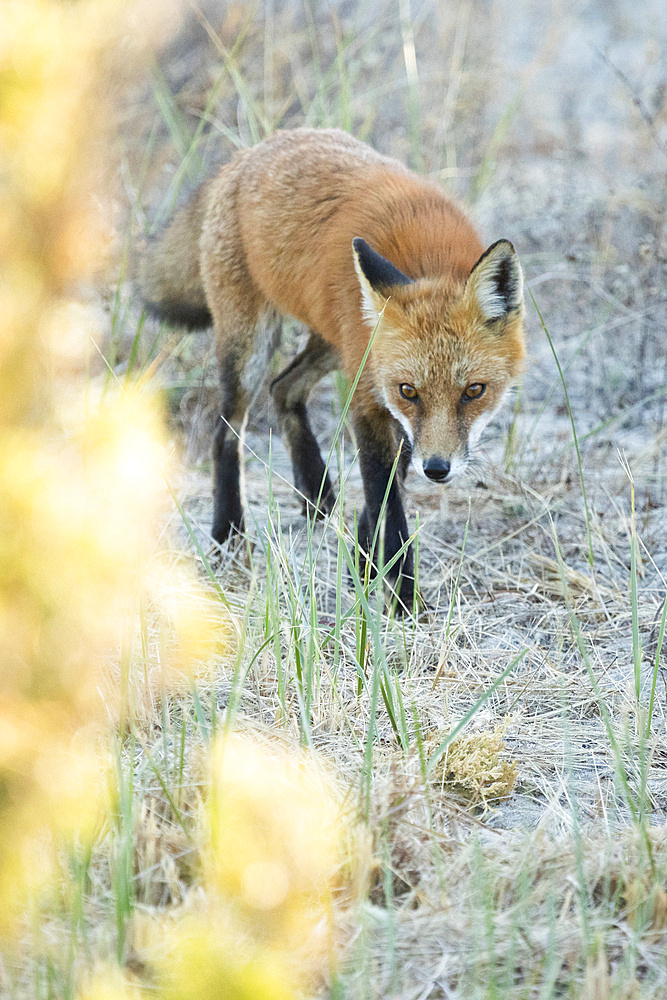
[281,402,336,517]
[271,333,338,517]
[354,413,416,614]
[211,354,244,544]
[212,420,243,543]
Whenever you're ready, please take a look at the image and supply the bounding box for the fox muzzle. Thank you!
[422,456,451,482]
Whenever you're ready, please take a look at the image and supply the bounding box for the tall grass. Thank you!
[530,289,595,567]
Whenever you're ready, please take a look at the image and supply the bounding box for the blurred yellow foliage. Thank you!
[154,567,241,675]
[159,916,295,1000]
[0,0,219,933]
[1,6,343,999]
[1,2,109,425]
[206,737,339,940]
[151,736,342,998]
[78,965,144,1000]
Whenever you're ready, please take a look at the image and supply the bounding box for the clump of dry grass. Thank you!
[433,724,519,808]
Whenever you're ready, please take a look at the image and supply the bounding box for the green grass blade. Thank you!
[530,288,594,565]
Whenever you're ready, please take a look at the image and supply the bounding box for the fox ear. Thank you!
[353,237,413,329]
[466,240,523,323]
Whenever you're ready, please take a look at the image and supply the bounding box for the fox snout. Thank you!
[413,431,472,484]
[422,456,451,482]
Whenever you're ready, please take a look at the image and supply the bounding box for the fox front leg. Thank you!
[270,332,339,518]
[353,411,418,615]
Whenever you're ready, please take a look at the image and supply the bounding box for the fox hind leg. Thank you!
[201,159,280,547]
[270,332,339,518]
[211,312,281,546]
[211,351,244,545]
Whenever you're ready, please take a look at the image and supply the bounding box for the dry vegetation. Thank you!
[2,0,666,998]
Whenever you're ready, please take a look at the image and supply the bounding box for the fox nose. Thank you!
[423,457,451,482]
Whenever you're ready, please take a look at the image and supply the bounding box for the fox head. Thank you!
[352,237,525,482]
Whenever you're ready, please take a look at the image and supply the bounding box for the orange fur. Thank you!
[140,128,526,604]
[196,129,522,431]
[199,129,494,382]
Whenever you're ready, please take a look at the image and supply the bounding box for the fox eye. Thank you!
[462,383,486,401]
[399,383,419,401]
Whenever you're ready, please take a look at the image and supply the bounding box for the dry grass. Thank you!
[2,0,666,997]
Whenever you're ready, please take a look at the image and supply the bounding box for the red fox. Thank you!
[139,128,525,610]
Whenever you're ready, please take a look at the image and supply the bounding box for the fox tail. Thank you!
[137,181,212,330]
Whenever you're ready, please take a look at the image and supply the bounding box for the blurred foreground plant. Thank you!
[129,737,344,1000]
[0,0,201,933]
[1,9,341,999]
